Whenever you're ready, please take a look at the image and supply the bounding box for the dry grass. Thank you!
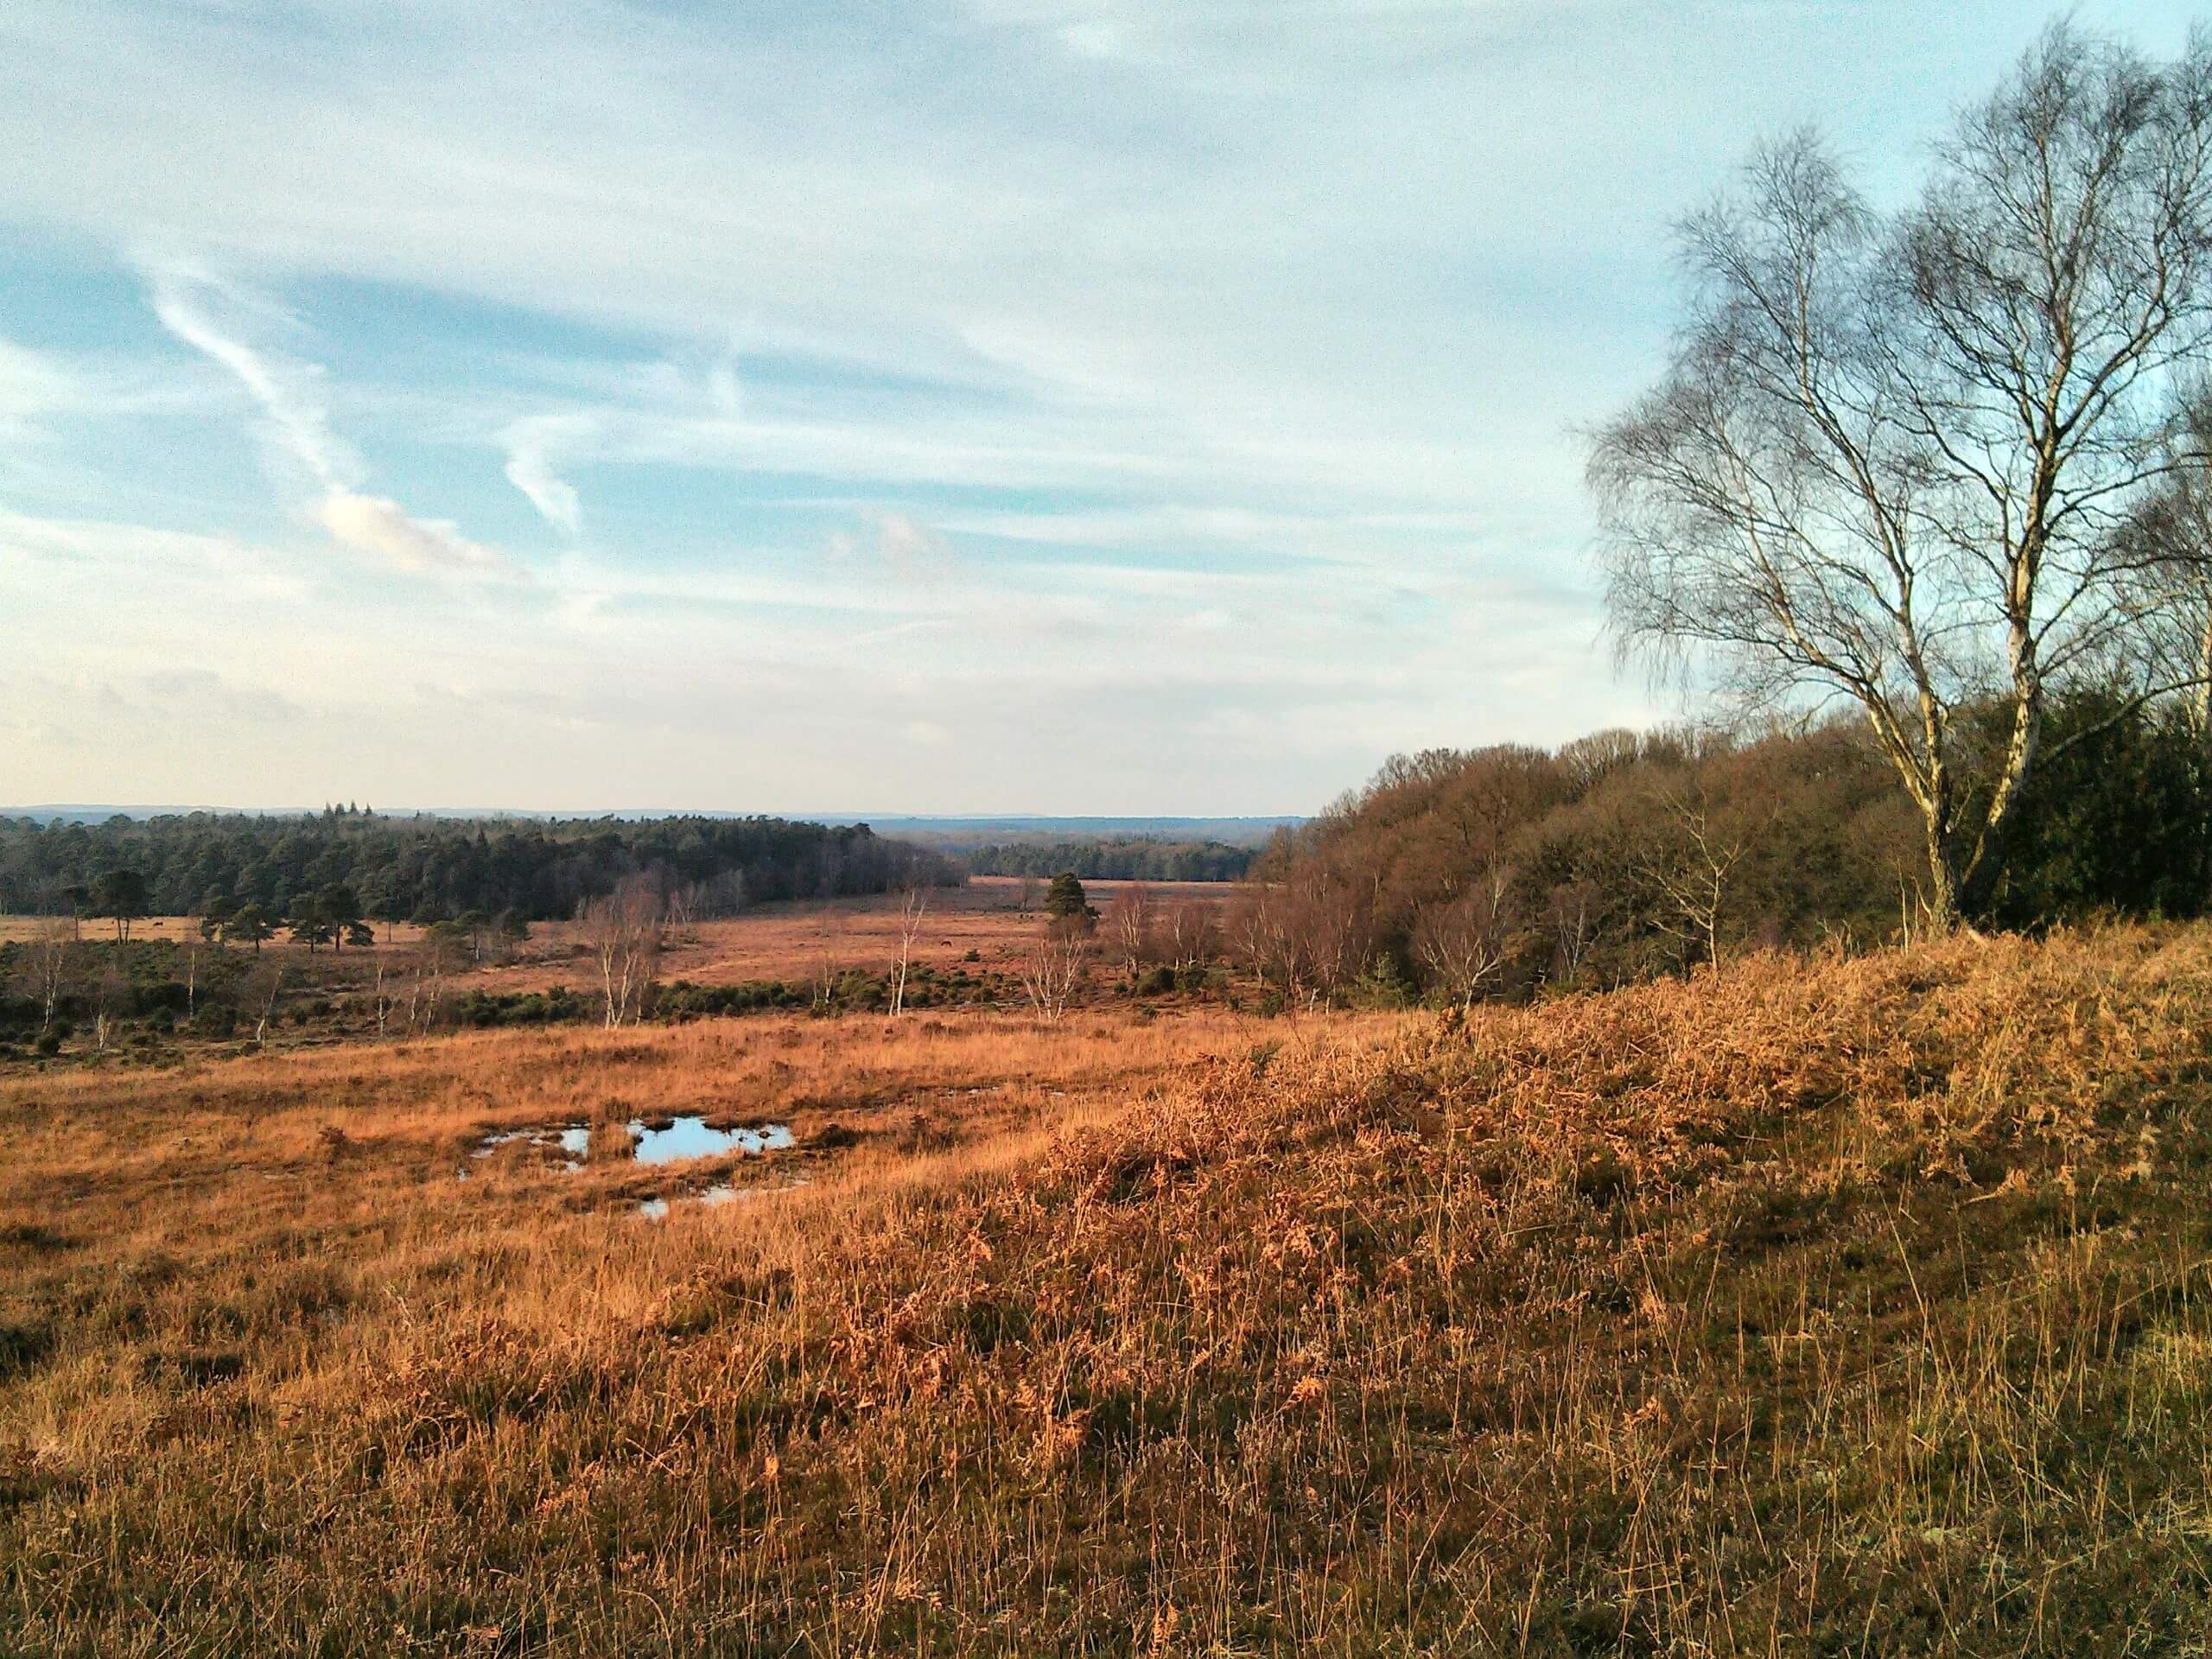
[0,876,1238,1005]
[467,875,1235,996]
[0,1005,1325,1231]
[7,926,2212,1653]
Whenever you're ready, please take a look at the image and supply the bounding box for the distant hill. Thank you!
[840,816,1300,846]
[4,807,1304,842]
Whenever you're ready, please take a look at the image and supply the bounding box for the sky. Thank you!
[2,1,2203,816]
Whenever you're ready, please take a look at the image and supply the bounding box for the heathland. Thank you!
[5,901,2212,1653]
[19,16,2212,1653]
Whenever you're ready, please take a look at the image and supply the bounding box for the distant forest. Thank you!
[957,837,1256,882]
[0,809,962,924]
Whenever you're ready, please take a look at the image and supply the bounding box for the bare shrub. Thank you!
[1019,922,1090,1022]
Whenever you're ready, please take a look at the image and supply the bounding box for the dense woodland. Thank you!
[957,836,1255,882]
[1230,689,2212,1008]
[0,810,960,925]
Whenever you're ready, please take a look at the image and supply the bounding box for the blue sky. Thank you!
[2,0,2202,813]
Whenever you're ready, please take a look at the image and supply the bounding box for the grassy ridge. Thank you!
[5,931,2212,1652]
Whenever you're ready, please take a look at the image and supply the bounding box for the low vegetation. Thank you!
[5,925,2211,1651]
[0,878,1245,1065]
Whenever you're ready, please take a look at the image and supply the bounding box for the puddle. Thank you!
[633,1116,794,1165]
[638,1176,810,1219]
[474,1116,792,1169]
[472,1125,588,1167]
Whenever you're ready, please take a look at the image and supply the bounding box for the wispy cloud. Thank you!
[147,261,508,578]
[146,263,358,491]
[0,338,88,442]
[500,413,590,537]
[497,357,741,537]
[0,0,2031,809]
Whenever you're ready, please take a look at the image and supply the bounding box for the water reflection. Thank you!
[632,1116,794,1165]
[473,1116,792,1168]
[636,1176,809,1219]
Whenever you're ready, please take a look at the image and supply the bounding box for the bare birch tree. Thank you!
[1635,790,1748,973]
[1161,898,1217,975]
[1590,24,2212,927]
[1230,883,1300,1001]
[405,925,461,1035]
[1411,867,1517,1009]
[2113,387,2212,741]
[1543,879,1602,985]
[91,954,125,1051]
[24,917,74,1033]
[581,876,664,1028]
[888,885,927,1016]
[250,963,285,1046]
[1018,922,1089,1022]
[810,907,845,1014]
[1103,880,1153,979]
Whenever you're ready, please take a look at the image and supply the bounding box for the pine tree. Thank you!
[227,904,275,954]
[1044,873,1089,918]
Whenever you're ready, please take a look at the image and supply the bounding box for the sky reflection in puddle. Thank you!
[473,1116,793,1168]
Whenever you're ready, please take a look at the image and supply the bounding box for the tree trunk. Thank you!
[2193,594,2212,746]
[1918,805,1965,937]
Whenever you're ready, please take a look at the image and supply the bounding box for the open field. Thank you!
[469,876,1238,998]
[8,925,2212,1651]
[0,875,1241,1006]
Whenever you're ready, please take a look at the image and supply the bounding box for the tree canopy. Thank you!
[0,810,961,924]
[1591,22,2212,925]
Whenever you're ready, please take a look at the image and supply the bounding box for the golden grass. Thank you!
[467,875,1233,995]
[0,875,1237,1000]
[6,926,2212,1652]
[2,1005,1341,1234]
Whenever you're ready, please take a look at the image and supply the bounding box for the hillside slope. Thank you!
[7,931,2212,1653]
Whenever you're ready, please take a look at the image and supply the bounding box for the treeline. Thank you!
[0,808,963,925]
[1237,690,2212,1007]
[958,837,1255,882]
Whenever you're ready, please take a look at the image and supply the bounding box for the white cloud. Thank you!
[319,491,505,576]
[874,511,951,577]
[819,512,957,586]
[500,414,588,537]
[146,263,359,491]
[147,262,509,578]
